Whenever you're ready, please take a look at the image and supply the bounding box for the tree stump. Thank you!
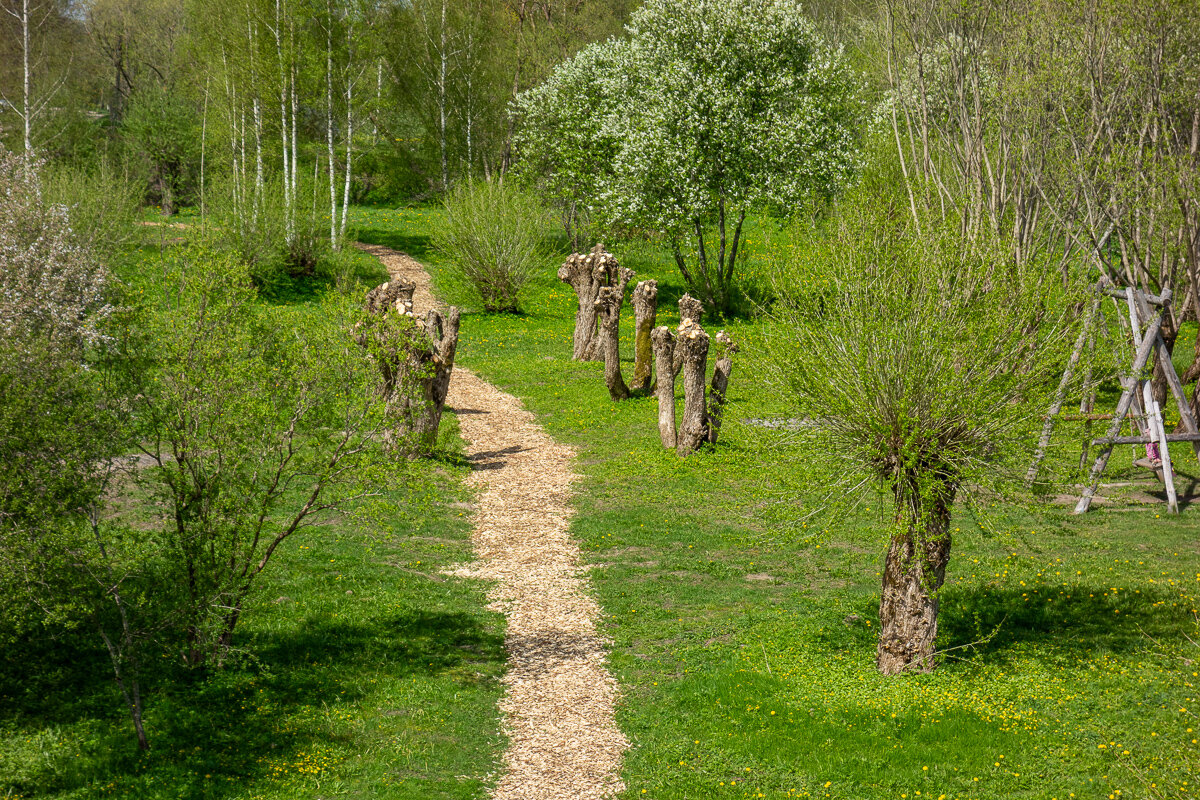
[676,318,710,455]
[652,325,677,448]
[673,293,704,377]
[706,330,736,445]
[631,280,658,393]
[594,265,635,401]
[360,281,460,454]
[558,244,622,361]
[401,306,461,451]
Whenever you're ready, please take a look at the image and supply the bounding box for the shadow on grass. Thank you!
[354,226,435,262]
[0,610,503,799]
[937,583,1190,661]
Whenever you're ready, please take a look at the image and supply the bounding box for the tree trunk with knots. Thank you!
[652,325,677,448]
[360,280,460,454]
[676,319,709,455]
[631,280,658,393]
[594,265,635,401]
[876,483,956,675]
[673,293,704,377]
[558,244,622,361]
[706,330,736,445]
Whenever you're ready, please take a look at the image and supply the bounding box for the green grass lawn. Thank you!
[6,205,1197,800]
[353,204,1200,800]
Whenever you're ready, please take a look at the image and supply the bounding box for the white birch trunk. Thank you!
[290,52,298,227]
[275,0,292,242]
[200,76,209,219]
[21,0,31,164]
[326,0,338,248]
[340,83,352,243]
[438,0,448,189]
[253,96,263,223]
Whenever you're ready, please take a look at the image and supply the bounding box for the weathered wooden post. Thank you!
[631,280,658,393]
[676,318,710,455]
[558,244,621,361]
[673,293,704,377]
[652,325,677,448]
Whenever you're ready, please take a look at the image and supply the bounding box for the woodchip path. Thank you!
[355,243,629,799]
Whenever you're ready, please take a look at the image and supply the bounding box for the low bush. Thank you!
[434,179,554,313]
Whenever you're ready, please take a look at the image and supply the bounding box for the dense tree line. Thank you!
[0,0,631,210]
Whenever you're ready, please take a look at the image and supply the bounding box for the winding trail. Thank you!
[355,243,629,799]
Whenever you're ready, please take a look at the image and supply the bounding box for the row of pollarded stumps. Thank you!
[653,299,737,454]
[359,279,460,454]
[560,244,735,455]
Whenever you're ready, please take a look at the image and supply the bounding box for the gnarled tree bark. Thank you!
[631,280,658,393]
[402,306,460,451]
[876,482,956,675]
[706,330,736,445]
[652,325,677,449]
[676,319,709,455]
[558,244,622,361]
[360,281,460,454]
[594,265,635,401]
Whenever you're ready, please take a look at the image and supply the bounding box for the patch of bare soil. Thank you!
[359,243,629,799]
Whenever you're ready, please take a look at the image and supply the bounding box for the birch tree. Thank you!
[0,0,76,163]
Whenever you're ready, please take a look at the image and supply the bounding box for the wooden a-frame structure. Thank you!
[1026,281,1200,514]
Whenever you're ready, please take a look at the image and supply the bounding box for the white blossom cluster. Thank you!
[0,150,112,357]
[515,0,863,237]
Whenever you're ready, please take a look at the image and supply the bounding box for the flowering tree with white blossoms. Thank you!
[512,38,632,250]
[516,0,863,313]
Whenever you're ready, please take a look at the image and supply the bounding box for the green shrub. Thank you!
[41,160,140,266]
[434,179,554,313]
[203,173,338,292]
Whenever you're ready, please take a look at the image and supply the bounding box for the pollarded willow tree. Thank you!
[515,0,863,313]
[766,197,1085,675]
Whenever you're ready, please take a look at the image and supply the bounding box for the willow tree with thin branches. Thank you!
[765,196,1085,674]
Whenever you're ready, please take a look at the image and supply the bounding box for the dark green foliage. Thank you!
[120,86,200,214]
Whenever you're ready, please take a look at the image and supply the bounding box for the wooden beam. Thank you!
[1144,381,1179,513]
[1026,293,1102,484]
[1095,432,1200,445]
[1105,287,1172,306]
[1075,308,1164,514]
[1130,289,1200,458]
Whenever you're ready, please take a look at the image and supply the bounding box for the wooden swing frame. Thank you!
[1026,281,1200,514]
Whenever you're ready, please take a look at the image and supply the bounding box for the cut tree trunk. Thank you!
[595,267,634,401]
[652,325,677,449]
[706,331,736,445]
[405,306,461,450]
[673,294,705,377]
[559,244,622,361]
[676,319,710,455]
[876,485,956,675]
[360,281,460,453]
[631,280,658,393]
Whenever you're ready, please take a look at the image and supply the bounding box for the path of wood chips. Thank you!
[355,242,630,799]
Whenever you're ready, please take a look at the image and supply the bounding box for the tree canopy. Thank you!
[516,0,864,312]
